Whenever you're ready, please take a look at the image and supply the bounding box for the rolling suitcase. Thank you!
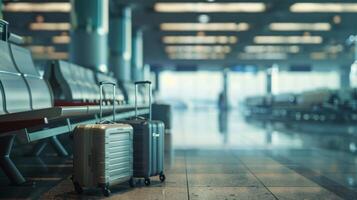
[72,82,134,197]
[120,81,165,186]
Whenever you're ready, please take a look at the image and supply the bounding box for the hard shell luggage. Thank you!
[120,81,165,186]
[72,82,134,197]
[152,103,172,130]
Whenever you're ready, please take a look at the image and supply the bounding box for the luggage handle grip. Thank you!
[99,81,116,123]
[134,81,152,120]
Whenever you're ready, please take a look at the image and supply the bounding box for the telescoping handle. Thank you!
[134,81,152,120]
[99,81,116,123]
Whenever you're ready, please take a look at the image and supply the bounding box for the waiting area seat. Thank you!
[0,33,149,186]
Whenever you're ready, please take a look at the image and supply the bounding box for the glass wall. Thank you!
[159,70,340,109]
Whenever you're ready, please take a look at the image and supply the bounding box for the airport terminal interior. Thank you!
[3,0,357,199]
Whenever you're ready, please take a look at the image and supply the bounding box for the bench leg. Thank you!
[0,135,27,185]
[29,140,48,157]
[50,136,68,157]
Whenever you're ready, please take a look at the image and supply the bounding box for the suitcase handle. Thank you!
[99,81,116,123]
[0,19,9,42]
[134,81,152,120]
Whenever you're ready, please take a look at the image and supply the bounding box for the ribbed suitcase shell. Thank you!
[121,119,164,179]
[73,124,133,188]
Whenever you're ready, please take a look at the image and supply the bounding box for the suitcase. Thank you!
[72,82,134,197]
[120,81,165,186]
[152,103,172,130]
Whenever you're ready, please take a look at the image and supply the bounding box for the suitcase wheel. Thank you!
[159,174,166,182]
[144,178,151,186]
[73,181,83,194]
[129,178,136,188]
[102,187,111,197]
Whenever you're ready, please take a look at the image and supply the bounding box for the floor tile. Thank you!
[188,173,261,187]
[187,163,249,174]
[269,187,343,200]
[190,187,276,200]
[255,173,318,187]
[247,165,295,174]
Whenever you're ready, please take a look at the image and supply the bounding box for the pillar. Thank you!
[266,68,272,95]
[70,0,108,73]
[267,64,279,95]
[131,29,144,81]
[143,64,151,81]
[222,68,229,109]
[340,65,351,89]
[348,35,357,88]
[0,0,3,19]
[154,70,160,92]
[109,7,132,82]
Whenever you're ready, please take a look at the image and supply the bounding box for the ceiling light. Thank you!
[154,2,266,13]
[291,3,357,13]
[52,35,70,44]
[198,14,210,23]
[238,53,288,60]
[162,36,237,44]
[4,3,71,12]
[269,23,331,31]
[254,36,323,44]
[30,23,70,31]
[310,52,327,60]
[333,15,342,24]
[160,23,249,31]
[165,45,231,54]
[244,45,300,53]
[33,52,68,60]
[28,46,55,54]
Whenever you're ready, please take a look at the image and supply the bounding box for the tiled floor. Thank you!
[2,109,357,199]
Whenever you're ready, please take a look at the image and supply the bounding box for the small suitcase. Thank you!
[120,81,165,186]
[72,82,134,197]
[152,103,172,130]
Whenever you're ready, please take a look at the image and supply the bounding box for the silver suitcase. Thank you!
[72,82,134,197]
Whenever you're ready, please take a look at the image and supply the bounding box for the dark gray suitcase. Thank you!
[152,103,172,130]
[72,82,134,197]
[120,81,165,185]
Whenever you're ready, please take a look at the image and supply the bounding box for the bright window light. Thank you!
[162,36,237,44]
[160,23,249,31]
[291,3,357,13]
[254,36,323,44]
[269,23,331,31]
[154,2,266,13]
[4,3,71,12]
[30,23,70,31]
[165,45,231,53]
[244,45,300,53]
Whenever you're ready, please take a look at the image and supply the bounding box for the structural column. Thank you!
[143,64,151,81]
[340,65,351,89]
[266,68,272,95]
[109,7,132,82]
[0,0,3,19]
[70,0,108,73]
[154,70,160,92]
[222,68,229,109]
[266,64,279,95]
[131,29,144,81]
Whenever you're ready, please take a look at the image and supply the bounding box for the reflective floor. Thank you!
[2,109,357,199]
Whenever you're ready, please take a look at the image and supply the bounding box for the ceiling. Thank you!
[3,0,357,70]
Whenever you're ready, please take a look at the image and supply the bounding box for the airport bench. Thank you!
[0,23,149,185]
